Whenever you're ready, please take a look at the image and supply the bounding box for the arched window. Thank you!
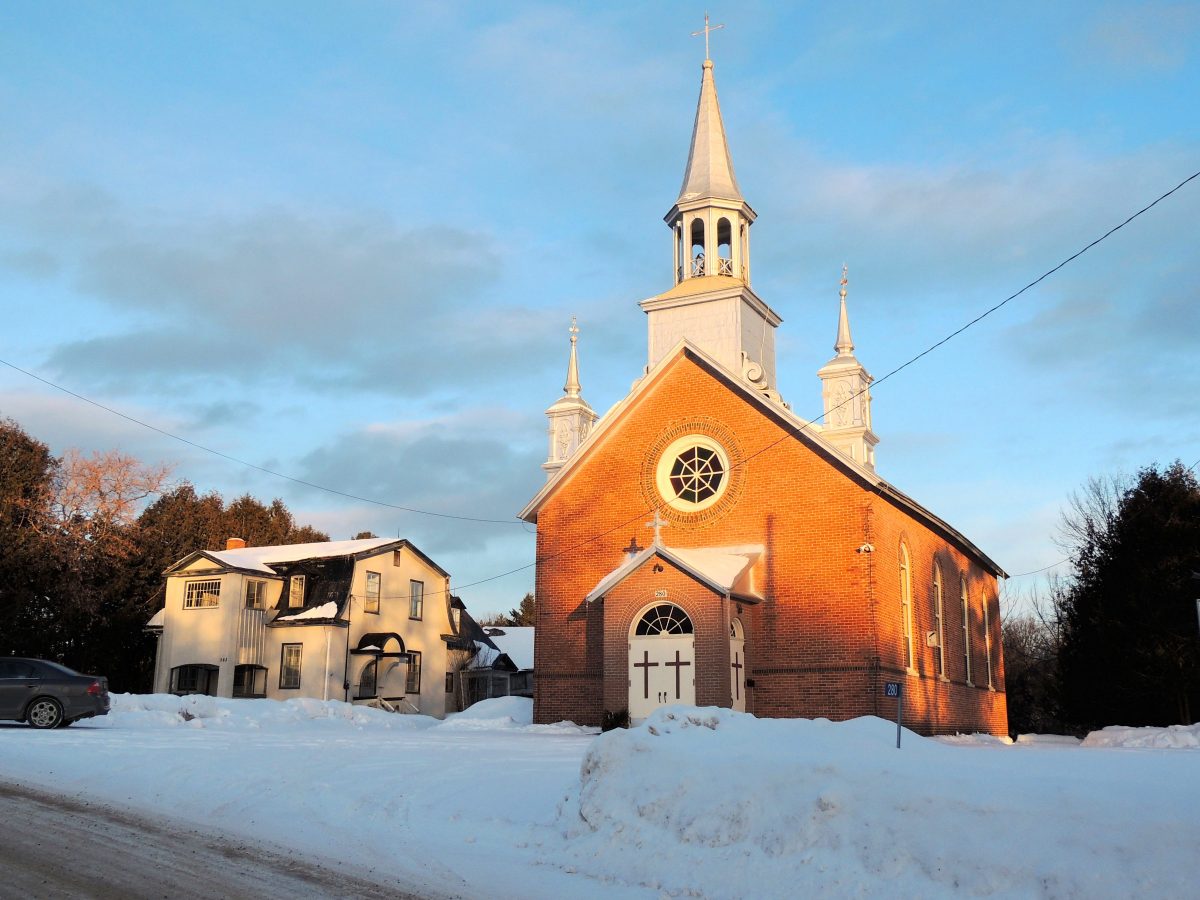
[932,563,946,677]
[717,217,733,275]
[690,219,706,276]
[899,543,914,670]
[982,594,994,689]
[634,604,694,636]
[169,664,218,696]
[960,577,972,684]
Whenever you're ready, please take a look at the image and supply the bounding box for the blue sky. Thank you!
[2,2,1197,617]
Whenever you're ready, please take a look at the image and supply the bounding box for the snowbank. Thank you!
[108,693,439,731]
[550,706,1200,897]
[1082,722,1200,749]
[442,696,595,735]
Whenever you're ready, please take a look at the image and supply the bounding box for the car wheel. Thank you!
[27,698,63,729]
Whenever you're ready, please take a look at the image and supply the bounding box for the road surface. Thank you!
[0,780,453,899]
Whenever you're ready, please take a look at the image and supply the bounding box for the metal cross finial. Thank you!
[840,264,848,302]
[645,510,669,544]
[569,315,579,344]
[691,12,725,60]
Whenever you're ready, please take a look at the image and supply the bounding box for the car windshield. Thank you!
[37,660,82,677]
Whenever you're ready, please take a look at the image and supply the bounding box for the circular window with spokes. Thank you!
[655,435,730,512]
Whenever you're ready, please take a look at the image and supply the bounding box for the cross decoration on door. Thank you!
[664,649,692,699]
[633,649,659,699]
[731,651,743,700]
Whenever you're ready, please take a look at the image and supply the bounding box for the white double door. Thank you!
[628,635,695,722]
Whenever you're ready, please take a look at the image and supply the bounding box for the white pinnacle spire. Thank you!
[564,316,582,398]
[835,264,855,357]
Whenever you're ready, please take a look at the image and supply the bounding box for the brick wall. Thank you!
[531,351,1008,735]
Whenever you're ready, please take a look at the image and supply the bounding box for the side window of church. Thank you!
[406,651,422,694]
[365,571,381,614]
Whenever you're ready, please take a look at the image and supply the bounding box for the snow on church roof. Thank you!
[585,542,762,604]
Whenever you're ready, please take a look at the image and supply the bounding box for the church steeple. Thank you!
[543,317,598,479]
[817,267,879,470]
[642,43,785,403]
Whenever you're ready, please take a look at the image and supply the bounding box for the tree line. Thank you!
[1,418,329,691]
[1003,461,1200,734]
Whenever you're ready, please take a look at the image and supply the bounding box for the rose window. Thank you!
[668,446,725,504]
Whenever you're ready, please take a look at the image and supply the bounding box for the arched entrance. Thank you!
[628,603,695,722]
[729,618,746,712]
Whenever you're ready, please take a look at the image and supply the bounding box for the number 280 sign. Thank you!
[884,681,901,698]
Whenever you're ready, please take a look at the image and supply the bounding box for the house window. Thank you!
[451,607,461,631]
[406,651,422,694]
[184,579,221,609]
[365,571,381,614]
[961,577,972,684]
[289,575,306,609]
[232,664,267,698]
[244,580,265,609]
[169,664,218,695]
[393,549,403,567]
[409,580,424,620]
[899,543,914,671]
[983,594,994,689]
[280,644,302,689]
[933,564,946,678]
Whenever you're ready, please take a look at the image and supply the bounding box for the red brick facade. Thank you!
[528,349,1007,736]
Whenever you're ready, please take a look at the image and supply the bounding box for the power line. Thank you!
[0,356,522,525]
[3,169,1197,563]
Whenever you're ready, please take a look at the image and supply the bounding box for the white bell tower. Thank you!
[543,317,598,479]
[817,267,879,470]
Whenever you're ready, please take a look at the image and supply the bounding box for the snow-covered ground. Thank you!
[1,696,1197,899]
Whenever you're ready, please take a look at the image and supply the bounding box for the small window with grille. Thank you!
[634,604,694,636]
[184,579,221,609]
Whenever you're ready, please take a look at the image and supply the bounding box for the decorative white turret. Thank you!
[817,267,878,470]
[543,317,599,478]
[641,42,785,403]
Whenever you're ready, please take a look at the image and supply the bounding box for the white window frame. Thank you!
[244,580,265,609]
[280,643,302,690]
[184,579,221,609]
[899,544,914,672]
[933,564,946,678]
[961,577,972,685]
[364,571,381,614]
[288,575,305,609]
[983,594,994,689]
[409,580,424,620]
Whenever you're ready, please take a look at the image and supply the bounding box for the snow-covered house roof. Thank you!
[480,627,534,671]
[163,537,449,579]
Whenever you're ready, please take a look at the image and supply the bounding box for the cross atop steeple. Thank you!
[691,12,725,61]
[645,510,669,545]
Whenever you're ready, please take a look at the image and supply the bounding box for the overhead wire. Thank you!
[3,169,1197,598]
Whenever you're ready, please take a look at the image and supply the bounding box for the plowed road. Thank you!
[0,781,445,899]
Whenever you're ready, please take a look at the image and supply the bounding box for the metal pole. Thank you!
[896,684,903,750]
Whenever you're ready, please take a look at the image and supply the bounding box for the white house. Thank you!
[148,537,468,717]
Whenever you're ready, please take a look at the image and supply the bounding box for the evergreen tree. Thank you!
[1055,462,1200,728]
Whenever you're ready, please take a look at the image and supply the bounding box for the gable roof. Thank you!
[585,542,762,604]
[519,339,1006,578]
[163,537,449,579]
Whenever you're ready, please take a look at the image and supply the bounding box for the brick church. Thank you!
[519,54,1008,736]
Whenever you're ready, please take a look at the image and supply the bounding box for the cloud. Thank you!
[1079,4,1200,72]
[295,408,543,554]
